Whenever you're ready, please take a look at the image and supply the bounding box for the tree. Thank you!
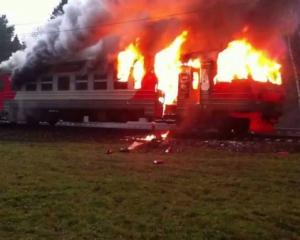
[11,35,23,52]
[0,15,22,63]
[50,0,68,20]
[31,26,45,39]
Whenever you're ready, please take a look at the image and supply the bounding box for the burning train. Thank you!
[0,0,297,134]
[0,31,286,134]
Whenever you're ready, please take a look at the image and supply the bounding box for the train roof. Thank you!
[37,50,221,75]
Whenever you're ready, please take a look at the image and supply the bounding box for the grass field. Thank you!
[0,139,300,240]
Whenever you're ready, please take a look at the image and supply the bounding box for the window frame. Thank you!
[75,74,88,91]
[57,76,70,91]
[41,76,53,91]
[25,81,37,92]
[93,73,107,90]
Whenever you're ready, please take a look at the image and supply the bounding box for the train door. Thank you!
[177,65,202,104]
[0,75,5,116]
[177,66,192,104]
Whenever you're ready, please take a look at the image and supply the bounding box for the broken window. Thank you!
[113,70,127,89]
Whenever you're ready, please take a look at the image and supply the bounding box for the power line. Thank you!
[9,21,46,27]
[16,0,257,38]
[17,9,201,37]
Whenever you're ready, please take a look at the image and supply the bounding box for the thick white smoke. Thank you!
[1,0,203,85]
[0,0,111,70]
[0,0,193,71]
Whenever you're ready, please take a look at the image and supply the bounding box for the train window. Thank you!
[58,76,70,91]
[76,82,88,90]
[41,76,52,82]
[94,74,107,80]
[26,83,37,91]
[94,82,107,90]
[12,84,22,91]
[75,75,88,90]
[94,73,107,90]
[41,77,53,91]
[75,75,88,81]
[0,80,4,91]
[42,83,53,91]
[113,69,127,89]
[114,81,128,89]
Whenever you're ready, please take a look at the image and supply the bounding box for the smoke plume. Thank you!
[0,0,298,87]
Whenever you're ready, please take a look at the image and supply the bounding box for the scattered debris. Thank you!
[165,146,173,153]
[153,160,164,165]
[128,141,144,150]
[276,152,290,156]
[120,148,130,153]
[121,131,169,143]
[106,149,115,154]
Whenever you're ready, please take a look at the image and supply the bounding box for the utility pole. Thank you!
[287,35,300,110]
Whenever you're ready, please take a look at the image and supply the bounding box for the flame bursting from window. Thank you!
[185,59,201,90]
[116,31,201,110]
[117,39,145,89]
[154,31,188,105]
[214,40,282,85]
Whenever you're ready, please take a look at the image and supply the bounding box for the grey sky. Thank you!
[0,0,60,39]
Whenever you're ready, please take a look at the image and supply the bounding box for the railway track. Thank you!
[0,120,173,131]
[1,120,300,143]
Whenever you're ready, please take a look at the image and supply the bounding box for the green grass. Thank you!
[0,141,300,240]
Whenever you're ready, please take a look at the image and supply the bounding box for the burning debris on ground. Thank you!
[118,131,170,153]
[1,124,300,154]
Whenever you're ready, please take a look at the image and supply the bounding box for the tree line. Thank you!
[0,0,68,63]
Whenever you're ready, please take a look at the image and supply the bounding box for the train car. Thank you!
[0,72,17,121]
[0,53,286,134]
[168,61,286,134]
[0,60,158,125]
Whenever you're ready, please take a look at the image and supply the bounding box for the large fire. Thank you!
[154,31,188,105]
[117,31,202,112]
[117,39,145,89]
[214,40,282,85]
[116,34,282,120]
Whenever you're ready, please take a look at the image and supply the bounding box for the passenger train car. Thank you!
[0,54,286,134]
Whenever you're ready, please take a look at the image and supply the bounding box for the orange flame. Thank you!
[117,39,145,89]
[154,31,188,105]
[185,59,201,90]
[138,131,169,142]
[214,40,282,85]
[193,72,200,90]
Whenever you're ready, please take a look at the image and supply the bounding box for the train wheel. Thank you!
[232,119,250,135]
[218,125,233,136]
[27,120,39,126]
[218,117,234,136]
[48,120,58,126]
[27,116,40,126]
